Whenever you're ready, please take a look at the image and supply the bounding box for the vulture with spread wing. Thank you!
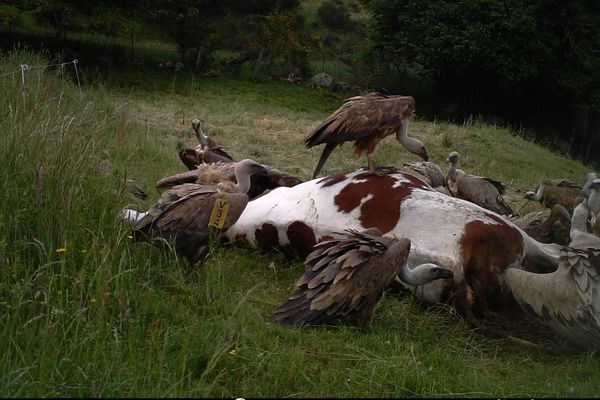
[506,246,600,349]
[446,151,513,215]
[269,229,453,327]
[178,119,234,170]
[305,93,428,179]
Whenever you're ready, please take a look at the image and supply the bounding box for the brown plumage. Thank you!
[524,178,584,214]
[509,204,571,245]
[269,229,453,327]
[446,151,513,215]
[305,93,428,179]
[506,246,600,349]
[133,184,249,265]
[400,161,446,190]
[192,118,234,161]
[156,160,302,199]
[177,119,234,170]
[178,148,233,171]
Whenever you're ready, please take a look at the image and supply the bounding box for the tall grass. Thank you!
[2,49,600,397]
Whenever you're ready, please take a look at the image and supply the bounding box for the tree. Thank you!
[365,0,600,161]
[250,11,304,77]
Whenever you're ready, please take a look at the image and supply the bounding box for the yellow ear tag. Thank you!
[209,196,230,229]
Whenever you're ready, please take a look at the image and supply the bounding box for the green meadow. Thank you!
[1,49,598,397]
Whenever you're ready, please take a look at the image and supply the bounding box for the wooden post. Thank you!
[130,30,135,60]
[585,107,600,164]
[571,104,589,159]
[195,47,203,71]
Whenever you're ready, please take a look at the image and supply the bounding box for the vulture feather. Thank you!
[400,160,447,193]
[132,160,269,264]
[305,93,428,178]
[569,199,600,249]
[156,159,302,199]
[178,119,234,170]
[133,184,249,265]
[270,229,453,327]
[582,172,597,198]
[524,178,584,214]
[506,246,600,349]
[508,204,571,245]
[445,151,513,215]
[587,179,600,215]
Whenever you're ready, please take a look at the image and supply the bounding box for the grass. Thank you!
[1,48,599,397]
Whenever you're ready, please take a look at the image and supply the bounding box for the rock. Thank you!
[309,72,337,91]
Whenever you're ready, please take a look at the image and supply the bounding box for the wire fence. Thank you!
[0,59,82,98]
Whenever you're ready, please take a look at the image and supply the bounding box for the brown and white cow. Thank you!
[224,168,561,335]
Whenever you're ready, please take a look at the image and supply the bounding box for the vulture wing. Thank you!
[134,183,249,263]
[507,247,600,348]
[455,174,513,215]
[401,161,445,188]
[270,229,409,327]
[304,93,415,147]
[541,178,580,189]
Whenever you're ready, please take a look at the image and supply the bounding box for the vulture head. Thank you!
[445,151,460,166]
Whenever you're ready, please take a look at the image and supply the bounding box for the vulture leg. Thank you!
[312,143,337,179]
[367,153,388,176]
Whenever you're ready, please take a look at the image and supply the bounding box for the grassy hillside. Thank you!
[1,49,598,397]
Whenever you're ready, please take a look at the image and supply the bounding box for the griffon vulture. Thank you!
[305,93,428,179]
[582,172,597,198]
[132,160,269,264]
[178,119,235,170]
[156,159,302,199]
[508,204,571,245]
[445,151,513,215]
[569,199,600,249]
[269,229,453,327]
[524,178,584,214]
[587,179,600,215]
[506,246,600,349]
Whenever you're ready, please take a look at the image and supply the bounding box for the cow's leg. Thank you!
[450,281,506,339]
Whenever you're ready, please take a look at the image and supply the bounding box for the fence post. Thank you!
[571,103,589,159]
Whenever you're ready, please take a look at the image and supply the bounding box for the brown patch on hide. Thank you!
[333,172,430,234]
[287,221,317,259]
[318,174,347,188]
[255,223,280,252]
[460,213,524,314]
[225,234,249,248]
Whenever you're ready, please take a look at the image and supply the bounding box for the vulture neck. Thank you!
[196,126,210,148]
[570,203,590,242]
[447,160,459,181]
[588,189,600,213]
[582,173,597,198]
[233,165,253,194]
[398,262,451,286]
[528,185,545,202]
[395,118,421,154]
